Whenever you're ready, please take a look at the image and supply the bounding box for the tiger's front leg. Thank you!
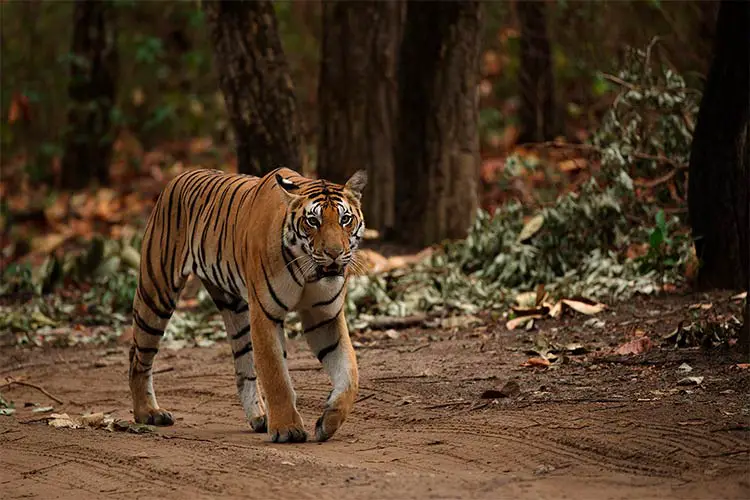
[250,305,307,443]
[301,309,359,442]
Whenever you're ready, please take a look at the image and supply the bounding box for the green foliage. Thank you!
[1,235,140,314]
[346,43,699,326]
[592,44,698,182]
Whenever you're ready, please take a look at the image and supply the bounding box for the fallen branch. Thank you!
[153,366,174,375]
[1,378,65,405]
[355,393,375,404]
[631,152,688,172]
[424,401,472,410]
[365,314,429,330]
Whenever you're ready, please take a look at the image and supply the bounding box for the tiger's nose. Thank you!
[324,248,344,264]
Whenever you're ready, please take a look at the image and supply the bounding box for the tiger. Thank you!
[128,167,367,443]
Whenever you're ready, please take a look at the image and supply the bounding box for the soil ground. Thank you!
[1,292,749,499]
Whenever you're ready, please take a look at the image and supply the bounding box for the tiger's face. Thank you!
[277,171,367,279]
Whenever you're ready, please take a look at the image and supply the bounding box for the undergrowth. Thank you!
[1,44,699,343]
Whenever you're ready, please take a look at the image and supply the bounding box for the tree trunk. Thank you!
[203,0,303,175]
[317,0,403,234]
[393,1,482,247]
[60,0,118,190]
[687,0,749,350]
[516,0,558,144]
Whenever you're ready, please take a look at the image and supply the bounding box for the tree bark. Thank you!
[60,0,118,190]
[516,0,558,144]
[203,0,303,176]
[317,0,403,234]
[687,0,749,349]
[393,1,482,247]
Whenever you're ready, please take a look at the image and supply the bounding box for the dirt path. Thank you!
[2,295,749,499]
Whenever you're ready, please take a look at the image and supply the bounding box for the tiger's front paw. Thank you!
[134,408,174,426]
[315,407,344,442]
[268,421,307,443]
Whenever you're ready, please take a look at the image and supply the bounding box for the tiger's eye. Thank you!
[340,214,352,225]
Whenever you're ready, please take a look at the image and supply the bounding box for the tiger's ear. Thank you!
[275,174,301,204]
[345,170,367,199]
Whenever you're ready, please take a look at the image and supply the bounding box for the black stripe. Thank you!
[261,259,288,311]
[213,297,232,311]
[136,346,159,354]
[145,232,176,312]
[133,312,164,337]
[312,284,344,307]
[236,303,249,313]
[316,339,340,362]
[251,284,285,325]
[137,285,172,319]
[232,325,250,340]
[304,310,341,334]
[248,168,281,211]
[233,342,253,359]
[281,214,304,287]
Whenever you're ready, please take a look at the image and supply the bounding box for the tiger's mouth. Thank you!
[317,264,345,279]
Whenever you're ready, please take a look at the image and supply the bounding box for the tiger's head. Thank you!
[276,170,367,280]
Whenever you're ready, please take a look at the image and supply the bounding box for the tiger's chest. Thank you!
[296,276,347,314]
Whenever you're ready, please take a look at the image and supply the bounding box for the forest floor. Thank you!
[1,291,749,500]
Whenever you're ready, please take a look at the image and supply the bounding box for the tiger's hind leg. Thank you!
[129,278,184,426]
[201,281,267,432]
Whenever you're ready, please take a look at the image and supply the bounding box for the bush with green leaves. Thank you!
[346,43,698,324]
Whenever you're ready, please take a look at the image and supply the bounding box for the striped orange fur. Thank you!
[129,167,367,443]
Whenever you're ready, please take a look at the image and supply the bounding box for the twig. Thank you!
[22,460,71,477]
[601,73,638,91]
[355,393,375,404]
[371,374,429,382]
[517,140,600,153]
[424,401,472,410]
[631,152,687,171]
[366,314,429,330]
[1,378,64,405]
[409,344,430,353]
[153,366,174,375]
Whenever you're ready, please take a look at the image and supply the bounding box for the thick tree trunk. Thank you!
[60,0,118,190]
[516,0,558,144]
[687,0,749,350]
[688,0,749,290]
[317,0,403,234]
[393,1,482,247]
[204,0,302,175]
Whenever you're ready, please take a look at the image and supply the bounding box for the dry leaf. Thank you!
[515,291,538,308]
[561,299,606,315]
[31,231,73,255]
[506,314,543,330]
[517,214,545,243]
[730,292,747,301]
[81,412,106,426]
[520,357,551,368]
[48,413,82,429]
[614,336,653,355]
[677,376,704,386]
[558,158,587,173]
[547,301,563,319]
